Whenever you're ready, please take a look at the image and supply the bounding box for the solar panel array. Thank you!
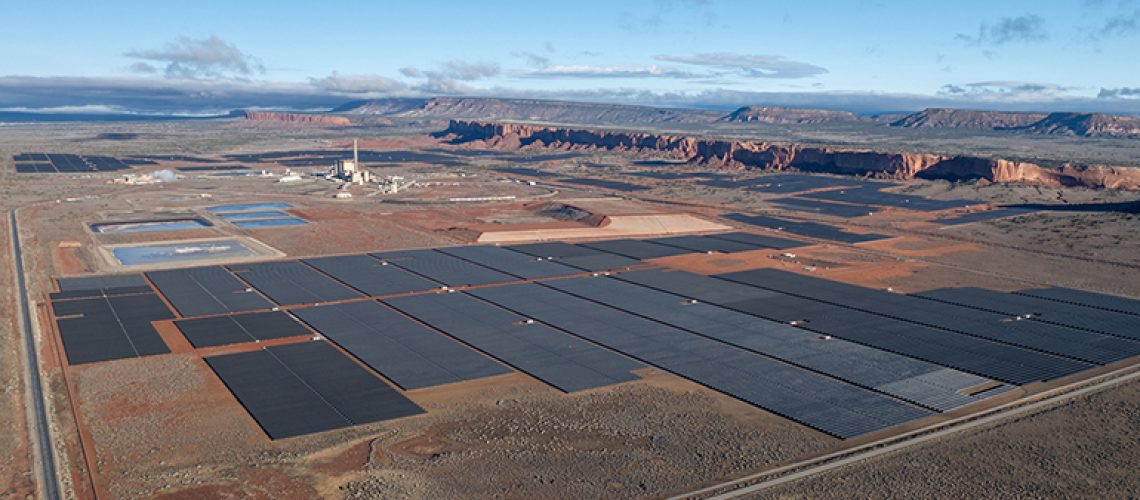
[771,198,880,218]
[916,287,1140,343]
[932,207,1036,225]
[718,269,1140,366]
[798,186,978,212]
[384,292,644,393]
[724,213,892,243]
[579,239,694,260]
[14,153,132,173]
[437,245,582,279]
[746,174,900,194]
[303,254,440,296]
[51,292,173,365]
[470,282,933,438]
[147,266,273,316]
[53,274,152,300]
[372,249,517,286]
[543,276,1007,411]
[174,311,311,348]
[645,235,766,254]
[1016,287,1140,317]
[51,233,1139,440]
[506,242,644,271]
[616,269,1090,385]
[205,341,424,439]
[293,301,511,390]
[228,261,361,305]
[557,177,650,192]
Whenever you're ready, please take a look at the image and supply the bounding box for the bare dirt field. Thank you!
[754,379,1140,500]
[74,355,836,499]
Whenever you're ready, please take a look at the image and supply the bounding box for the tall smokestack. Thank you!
[353,139,358,166]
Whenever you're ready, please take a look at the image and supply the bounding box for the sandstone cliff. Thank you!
[243,110,352,126]
[440,120,1140,190]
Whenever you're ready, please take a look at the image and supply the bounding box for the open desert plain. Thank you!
[3,2,1140,499]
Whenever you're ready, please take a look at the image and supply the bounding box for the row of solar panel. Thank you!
[53,258,1140,439]
[13,153,132,173]
[143,234,811,317]
[723,213,891,243]
[697,173,900,193]
[205,341,424,439]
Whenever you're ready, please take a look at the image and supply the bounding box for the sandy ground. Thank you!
[755,379,1140,500]
[0,213,37,499]
[74,356,836,499]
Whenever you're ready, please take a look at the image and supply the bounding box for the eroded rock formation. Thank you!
[440,120,1140,190]
[243,111,352,126]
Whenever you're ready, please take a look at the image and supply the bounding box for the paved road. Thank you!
[674,365,1140,499]
[10,209,61,500]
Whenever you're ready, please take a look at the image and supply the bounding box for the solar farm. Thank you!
[12,153,135,173]
[7,127,1140,498]
[47,231,1140,443]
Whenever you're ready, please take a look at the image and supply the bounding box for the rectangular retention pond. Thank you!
[91,218,211,233]
[111,239,258,266]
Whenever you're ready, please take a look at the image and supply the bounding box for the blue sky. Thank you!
[2,0,1138,113]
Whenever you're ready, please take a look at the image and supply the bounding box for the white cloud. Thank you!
[654,52,828,79]
[308,72,408,94]
[125,36,265,79]
[519,64,702,79]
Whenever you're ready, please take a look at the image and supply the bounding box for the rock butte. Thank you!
[441,120,1140,191]
[243,111,352,126]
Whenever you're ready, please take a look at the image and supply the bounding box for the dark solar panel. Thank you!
[717,269,1140,366]
[544,276,1005,411]
[205,341,423,439]
[724,214,891,243]
[616,269,1091,385]
[228,261,361,305]
[50,285,153,301]
[707,231,808,250]
[508,242,605,258]
[645,235,764,254]
[579,239,692,260]
[503,243,641,271]
[370,249,516,287]
[384,292,643,392]
[495,167,560,178]
[799,186,978,212]
[1015,287,1140,317]
[147,266,273,316]
[293,301,510,390]
[51,293,173,365]
[58,274,149,292]
[933,208,1036,225]
[557,178,650,192]
[470,281,932,438]
[771,198,879,218]
[174,311,311,348]
[437,245,581,279]
[303,254,440,296]
[916,287,1140,343]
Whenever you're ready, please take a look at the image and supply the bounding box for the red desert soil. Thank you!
[757,379,1140,499]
